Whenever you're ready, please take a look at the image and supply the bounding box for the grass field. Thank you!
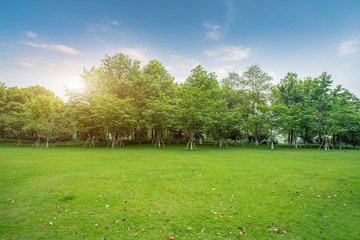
[0,143,359,239]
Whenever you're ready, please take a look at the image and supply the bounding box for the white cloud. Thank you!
[26,31,38,39]
[338,40,359,56]
[111,20,120,26]
[212,66,234,79]
[87,24,110,32]
[119,47,148,64]
[203,46,251,61]
[204,22,221,40]
[15,62,34,68]
[166,54,200,82]
[87,17,122,32]
[22,41,81,55]
[268,71,276,78]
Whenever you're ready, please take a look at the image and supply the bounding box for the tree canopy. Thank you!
[1,53,359,150]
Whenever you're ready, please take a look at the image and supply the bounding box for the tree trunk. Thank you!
[304,128,308,148]
[111,132,117,148]
[32,137,41,149]
[17,137,22,147]
[185,132,196,151]
[339,137,342,150]
[287,133,291,147]
[151,128,154,143]
[219,136,229,149]
[254,125,259,146]
[325,138,328,151]
[154,131,165,148]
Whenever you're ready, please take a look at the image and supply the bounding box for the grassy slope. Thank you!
[0,143,359,239]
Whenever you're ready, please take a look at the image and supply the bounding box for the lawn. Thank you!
[0,143,359,239]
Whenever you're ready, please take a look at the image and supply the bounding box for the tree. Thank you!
[330,86,360,149]
[67,93,102,147]
[176,65,219,150]
[310,72,334,150]
[25,95,61,148]
[0,82,7,141]
[143,60,177,146]
[54,127,73,145]
[95,94,136,148]
[207,98,237,148]
[145,96,176,147]
[239,65,272,146]
[3,87,30,146]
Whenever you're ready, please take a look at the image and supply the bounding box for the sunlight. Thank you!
[64,78,83,91]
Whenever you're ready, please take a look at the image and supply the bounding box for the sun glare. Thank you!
[64,78,83,91]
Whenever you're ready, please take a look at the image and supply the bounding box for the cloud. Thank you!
[204,22,221,40]
[166,54,200,82]
[119,47,148,64]
[22,41,81,55]
[268,71,276,78]
[15,62,34,68]
[224,0,234,34]
[212,66,234,79]
[338,40,359,56]
[26,31,38,39]
[111,20,120,26]
[203,46,251,61]
[87,17,122,32]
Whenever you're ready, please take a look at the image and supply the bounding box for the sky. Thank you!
[1,0,360,99]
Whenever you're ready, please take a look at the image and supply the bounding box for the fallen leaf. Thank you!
[201,228,206,232]
[41,226,46,229]
[49,222,53,226]
[84,233,88,236]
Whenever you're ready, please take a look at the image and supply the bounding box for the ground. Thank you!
[0,143,359,239]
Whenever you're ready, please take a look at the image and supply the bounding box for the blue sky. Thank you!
[1,0,359,99]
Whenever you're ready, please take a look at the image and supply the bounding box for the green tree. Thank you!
[54,127,74,145]
[3,87,30,146]
[145,95,176,147]
[239,65,272,146]
[176,65,219,150]
[330,86,360,149]
[95,94,136,148]
[207,98,237,148]
[0,82,7,141]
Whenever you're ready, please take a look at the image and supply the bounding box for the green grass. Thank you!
[0,143,359,239]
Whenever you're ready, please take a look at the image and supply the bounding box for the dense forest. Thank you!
[1,53,359,149]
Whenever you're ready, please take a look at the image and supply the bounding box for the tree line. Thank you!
[1,53,359,149]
